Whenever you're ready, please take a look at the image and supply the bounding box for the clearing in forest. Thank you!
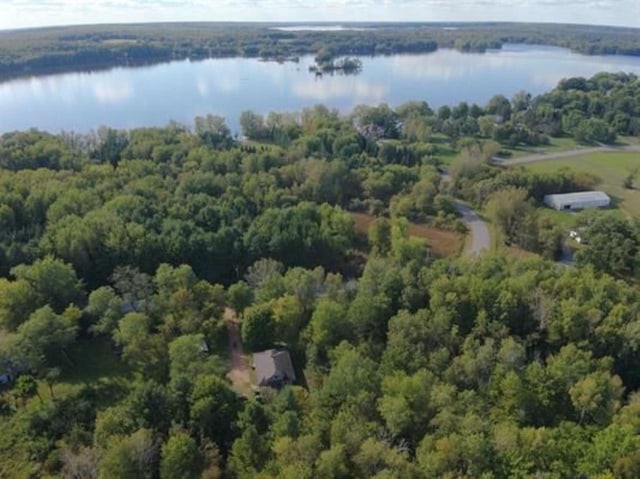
[350,212,464,258]
[224,308,253,397]
[523,151,640,217]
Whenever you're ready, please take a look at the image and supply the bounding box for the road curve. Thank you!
[493,144,640,167]
[455,202,490,256]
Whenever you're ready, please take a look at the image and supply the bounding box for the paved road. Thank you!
[493,144,640,166]
[455,202,490,256]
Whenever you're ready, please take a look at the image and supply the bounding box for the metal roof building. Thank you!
[543,191,611,211]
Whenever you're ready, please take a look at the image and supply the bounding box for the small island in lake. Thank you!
[308,47,363,75]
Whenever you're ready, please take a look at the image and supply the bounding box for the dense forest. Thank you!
[1,72,640,477]
[1,22,640,80]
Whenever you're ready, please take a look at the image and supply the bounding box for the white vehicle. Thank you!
[569,229,588,244]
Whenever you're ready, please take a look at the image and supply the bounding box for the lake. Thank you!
[2,44,640,134]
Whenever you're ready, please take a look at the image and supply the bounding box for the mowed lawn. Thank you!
[351,212,464,258]
[522,151,640,217]
[503,136,640,160]
[503,136,582,159]
[24,336,133,408]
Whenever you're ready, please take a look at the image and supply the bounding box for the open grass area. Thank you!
[503,136,640,160]
[1,336,130,406]
[350,212,464,258]
[0,338,134,407]
[500,245,540,260]
[421,133,457,164]
[522,151,640,217]
[538,208,579,229]
[435,147,458,165]
[38,336,132,406]
[502,137,581,159]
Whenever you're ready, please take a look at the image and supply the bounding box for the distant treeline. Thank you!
[1,22,640,80]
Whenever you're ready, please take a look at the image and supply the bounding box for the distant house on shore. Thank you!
[253,349,296,389]
[543,191,611,211]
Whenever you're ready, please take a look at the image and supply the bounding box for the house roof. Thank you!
[253,349,296,386]
[544,191,610,204]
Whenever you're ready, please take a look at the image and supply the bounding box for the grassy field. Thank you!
[45,337,132,405]
[501,245,540,260]
[502,137,581,159]
[503,136,640,160]
[0,336,132,409]
[350,212,464,258]
[434,143,458,165]
[539,208,579,228]
[522,151,640,217]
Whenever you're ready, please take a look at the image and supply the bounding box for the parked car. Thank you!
[569,229,588,244]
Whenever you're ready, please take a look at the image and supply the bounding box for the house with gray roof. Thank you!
[253,349,296,389]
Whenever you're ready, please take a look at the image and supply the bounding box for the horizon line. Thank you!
[2,19,640,34]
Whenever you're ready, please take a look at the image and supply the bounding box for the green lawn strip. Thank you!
[435,147,458,165]
[538,208,578,229]
[502,136,581,159]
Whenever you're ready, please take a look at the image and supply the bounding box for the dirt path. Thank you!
[224,308,253,396]
[493,144,640,166]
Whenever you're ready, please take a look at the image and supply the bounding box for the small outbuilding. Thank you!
[543,191,611,211]
[253,349,296,389]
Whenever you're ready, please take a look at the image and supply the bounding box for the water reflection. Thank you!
[291,77,388,103]
[93,80,134,104]
[196,77,210,97]
[390,52,514,81]
[1,45,640,134]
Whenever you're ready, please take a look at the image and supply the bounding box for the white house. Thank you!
[543,191,611,211]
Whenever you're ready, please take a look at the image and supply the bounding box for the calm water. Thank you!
[2,44,640,134]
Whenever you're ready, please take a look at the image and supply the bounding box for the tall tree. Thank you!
[98,429,159,479]
[160,431,201,479]
[15,305,77,369]
[11,256,84,312]
[241,304,275,351]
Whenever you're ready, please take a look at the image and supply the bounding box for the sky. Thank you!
[0,0,639,30]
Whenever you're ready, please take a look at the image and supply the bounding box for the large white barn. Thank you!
[543,191,611,211]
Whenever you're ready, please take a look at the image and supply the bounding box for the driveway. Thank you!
[224,308,253,397]
[455,202,490,256]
